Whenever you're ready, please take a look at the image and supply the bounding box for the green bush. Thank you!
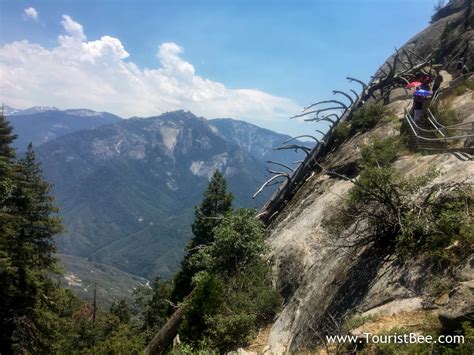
[332,122,351,142]
[225,262,281,325]
[351,103,387,133]
[324,137,472,265]
[208,209,267,275]
[453,79,474,96]
[177,209,281,352]
[396,187,473,265]
[204,261,281,352]
[88,324,145,355]
[207,313,256,353]
[431,106,458,127]
[179,272,224,344]
[359,137,401,169]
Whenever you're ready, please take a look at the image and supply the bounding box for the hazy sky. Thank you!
[1,0,439,136]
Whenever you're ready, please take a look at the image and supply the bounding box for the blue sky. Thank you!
[0,0,439,136]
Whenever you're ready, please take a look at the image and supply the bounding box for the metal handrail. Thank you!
[427,108,474,130]
[405,113,474,141]
[425,110,446,140]
[430,89,441,107]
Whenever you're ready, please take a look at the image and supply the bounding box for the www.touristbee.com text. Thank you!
[326,333,464,345]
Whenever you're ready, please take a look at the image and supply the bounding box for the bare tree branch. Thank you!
[346,77,368,90]
[253,173,290,199]
[402,48,414,68]
[283,135,320,144]
[290,110,319,119]
[350,89,360,102]
[304,100,348,112]
[332,90,355,106]
[304,113,339,122]
[274,144,311,155]
[266,160,294,172]
[315,129,327,137]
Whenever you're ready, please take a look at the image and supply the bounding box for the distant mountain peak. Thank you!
[8,107,122,150]
[4,105,121,118]
[4,105,59,116]
[159,110,203,121]
[21,106,60,115]
[2,104,21,116]
[64,109,108,117]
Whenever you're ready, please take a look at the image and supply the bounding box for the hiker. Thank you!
[412,74,432,122]
[413,88,424,121]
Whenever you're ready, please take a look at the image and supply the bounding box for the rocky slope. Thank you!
[261,2,474,352]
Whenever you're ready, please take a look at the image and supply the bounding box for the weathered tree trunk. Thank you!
[145,288,196,355]
[144,303,187,355]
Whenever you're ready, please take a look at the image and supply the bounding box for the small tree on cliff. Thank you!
[172,170,233,301]
[190,170,233,248]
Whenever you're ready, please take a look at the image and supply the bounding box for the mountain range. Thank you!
[7,105,121,150]
[7,107,308,283]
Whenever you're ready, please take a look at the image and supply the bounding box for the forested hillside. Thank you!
[28,110,307,279]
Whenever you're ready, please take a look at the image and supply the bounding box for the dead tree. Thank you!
[256,49,436,224]
[145,290,196,355]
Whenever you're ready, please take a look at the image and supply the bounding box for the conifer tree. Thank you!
[0,112,64,353]
[17,143,63,270]
[0,112,20,353]
[171,170,233,301]
[190,170,233,248]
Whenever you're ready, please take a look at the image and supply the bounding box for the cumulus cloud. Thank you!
[0,15,300,126]
[24,7,39,21]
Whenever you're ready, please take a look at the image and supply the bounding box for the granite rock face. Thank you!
[439,279,474,331]
[266,152,474,352]
[264,2,474,351]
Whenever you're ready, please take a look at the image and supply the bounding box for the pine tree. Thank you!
[171,170,233,302]
[0,109,16,161]
[0,112,64,354]
[0,111,16,212]
[190,170,233,248]
[0,112,20,353]
[16,143,63,271]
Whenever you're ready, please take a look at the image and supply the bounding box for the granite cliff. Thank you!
[257,1,474,352]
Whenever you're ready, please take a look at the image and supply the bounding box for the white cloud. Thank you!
[59,15,86,44]
[24,7,39,21]
[0,15,300,126]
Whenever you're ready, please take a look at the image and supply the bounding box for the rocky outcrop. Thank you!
[266,151,473,352]
[439,279,474,331]
[263,2,474,352]
[398,0,473,71]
